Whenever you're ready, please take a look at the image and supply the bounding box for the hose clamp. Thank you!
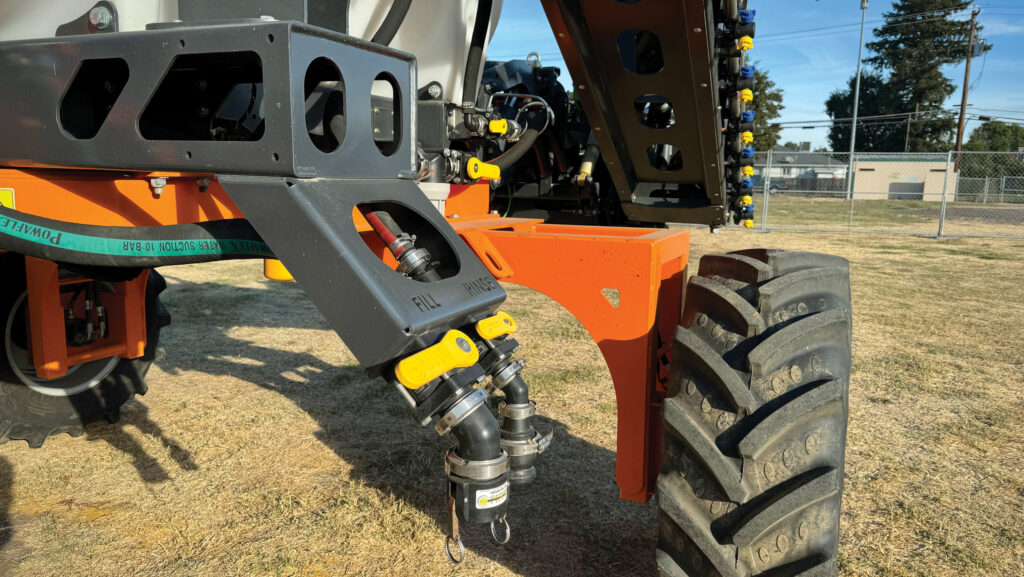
[501,430,553,457]
[498,401,536,420]
[397,247,431,275]
[491,359,525,390]
[434,388,487,436]
[444,449,510,481]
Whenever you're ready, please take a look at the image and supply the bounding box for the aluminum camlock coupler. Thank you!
[471,311,552,485]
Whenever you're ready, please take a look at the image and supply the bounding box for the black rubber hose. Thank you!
[492,110,545,171]
[462,0,494,108]
[451,405,502,461]
[0,206,273,268]
[369,0,413,46]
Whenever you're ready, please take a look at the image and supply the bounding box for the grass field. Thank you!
[751,193,1024,238]
[1,228,1022,576]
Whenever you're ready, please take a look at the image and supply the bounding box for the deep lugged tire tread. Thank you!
[658,249,851,577]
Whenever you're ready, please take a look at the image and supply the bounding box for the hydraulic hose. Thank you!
[369,0,413,46]
[492,110,545,171]
[462,0,494,108]
[0,206,272,268]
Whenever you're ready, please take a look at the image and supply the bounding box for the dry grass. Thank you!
[1,228,1022,576]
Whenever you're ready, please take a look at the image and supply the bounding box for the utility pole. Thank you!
[846,0,868,200]
[954,8,980,172]
[904,102,918,153]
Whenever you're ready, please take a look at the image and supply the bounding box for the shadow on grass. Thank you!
[0,456,11,551]
[81,403,198,484]
[150,277,656,576]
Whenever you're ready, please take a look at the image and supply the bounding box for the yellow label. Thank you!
[0,188,14,209]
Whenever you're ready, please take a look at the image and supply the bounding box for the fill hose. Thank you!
[0,206,273,268]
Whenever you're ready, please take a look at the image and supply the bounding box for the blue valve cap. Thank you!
[740,65,756,79]
[742,205,755,215]
[742,110,756,122]
[740,9,756,23]
[742,146,756,158]
[742,177,755,188]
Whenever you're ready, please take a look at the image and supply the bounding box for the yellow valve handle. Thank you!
[475,311,517,340]
[738,36,753,52]
[488,119,509,134]
[466,157,501,181]
[742,166,755,177]
[395,330,479,390]
[742,219,754,229]
[741,195,753,206]
[739,89,754,104]
[740,131,754,145]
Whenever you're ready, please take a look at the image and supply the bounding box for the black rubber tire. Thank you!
[656,249,852,577]
[0,255,170,448]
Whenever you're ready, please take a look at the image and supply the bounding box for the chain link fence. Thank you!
[749,150,1024,238]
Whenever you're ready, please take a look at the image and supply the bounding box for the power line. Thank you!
[757,5,972,39]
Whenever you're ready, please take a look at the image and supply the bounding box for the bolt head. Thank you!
[456,338,472,352]
[89,6,113,30]
[427,84,442,98]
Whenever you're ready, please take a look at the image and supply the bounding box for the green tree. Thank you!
[960,121,1024,178]
[828,0,990,152]
[964,121,1024,151]
[826,73,903,152]
[750,66,784,150]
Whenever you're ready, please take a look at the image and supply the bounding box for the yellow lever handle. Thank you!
[467,157,501,181]
[475,311,517,340]
[394,330,479,389]
[488,119,509,134]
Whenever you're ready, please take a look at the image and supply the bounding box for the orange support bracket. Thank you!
[23,256,148,379]
[455,218,689,503]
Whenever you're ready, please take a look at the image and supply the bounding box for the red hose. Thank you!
[365,211,399,246]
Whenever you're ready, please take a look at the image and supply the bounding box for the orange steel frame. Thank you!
[1,168,689,503]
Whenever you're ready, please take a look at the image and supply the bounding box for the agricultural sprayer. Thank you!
[0,1,851,574]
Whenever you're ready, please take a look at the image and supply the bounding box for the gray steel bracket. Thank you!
[220,175,506,374]
[0,20,415,179]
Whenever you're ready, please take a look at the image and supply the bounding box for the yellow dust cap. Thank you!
[263,259,293,281]
[475,311,517,340]
[741,195,753,206]
[741,131,754,145]
[742,166,755,177]
[739,89,754,104]
[467,157,501,181]
[395,330,479,389]
[742,219,754,229]
[738,36,753,52]
[488,119,509,134]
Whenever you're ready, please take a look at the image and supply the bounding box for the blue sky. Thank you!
[488,1,1024,149]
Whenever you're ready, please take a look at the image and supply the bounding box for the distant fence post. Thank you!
[847,152,856,231]
[760,149,772,231]
[1001,176,1006,203]
[938,151,952,238]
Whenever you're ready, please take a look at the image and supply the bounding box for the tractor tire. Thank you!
[656,249,852,577]
[0,255,171,448]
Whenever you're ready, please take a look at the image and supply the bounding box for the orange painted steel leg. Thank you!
[460,222,689,503]
[24,257,67,379]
